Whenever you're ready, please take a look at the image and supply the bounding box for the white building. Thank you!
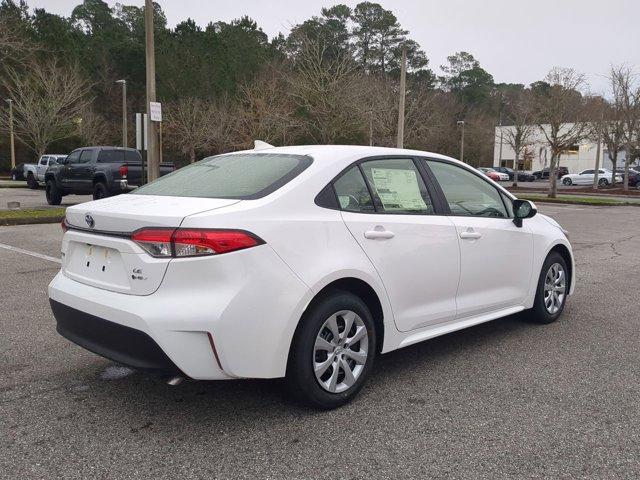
[493,123,628,173]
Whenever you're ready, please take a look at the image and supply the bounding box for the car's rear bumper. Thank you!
[51,299,182,375]
[48,244,312,380]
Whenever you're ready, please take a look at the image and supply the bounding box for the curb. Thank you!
[0,215,64,226]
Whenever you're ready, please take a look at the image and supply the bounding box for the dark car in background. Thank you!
[493,166,536,182]
[44,146,174,205]
[10,162,27,181]
[615,168,640,187]
[532,166,569,180]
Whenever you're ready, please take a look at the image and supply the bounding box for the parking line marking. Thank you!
[0,242,61,264]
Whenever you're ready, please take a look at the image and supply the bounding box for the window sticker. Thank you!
[370,168,427,211]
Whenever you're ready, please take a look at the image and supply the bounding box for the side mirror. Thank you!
[512,199,537,227]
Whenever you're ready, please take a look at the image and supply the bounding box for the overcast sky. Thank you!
[30,0,640,94]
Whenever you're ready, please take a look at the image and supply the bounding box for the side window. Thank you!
[360,158,434,214]
[426,160,508,218]
[333,166,375,213]
[66,150,81,164]
[581,169,594,175]
[78,150,92,163]
[39,156,48,165]
[124,150,141,163]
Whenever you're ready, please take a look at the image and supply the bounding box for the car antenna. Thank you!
[253,140,274,151]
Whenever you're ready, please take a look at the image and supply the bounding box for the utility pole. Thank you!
[145,0,159,181]
[116,79,127,148]
[396,46,406,149]
[6,99,15,170]
[592,100,604,189]
[457,120,465,163]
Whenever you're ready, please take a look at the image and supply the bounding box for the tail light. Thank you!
[131,228,263,258]
[119,165,128,178]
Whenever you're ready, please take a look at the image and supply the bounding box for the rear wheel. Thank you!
[562,177,572,186]
[45,179,62,205]
[598,178,609,187]
[286,291,377,409]
[26,173,38,189]
[527,252,568,324]
[93,181,109,200]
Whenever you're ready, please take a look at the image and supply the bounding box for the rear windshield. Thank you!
[133,153,312,200]
[98,149,141,163]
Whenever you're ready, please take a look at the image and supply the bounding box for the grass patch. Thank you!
[0,207,65,225]
[517,194,632,206]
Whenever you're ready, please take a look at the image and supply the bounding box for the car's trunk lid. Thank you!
[62,194,240,295]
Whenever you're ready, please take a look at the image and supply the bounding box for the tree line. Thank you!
[0,0,639,195]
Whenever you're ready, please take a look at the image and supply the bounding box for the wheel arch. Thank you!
[548,243,574,294]
[93,173,108,185]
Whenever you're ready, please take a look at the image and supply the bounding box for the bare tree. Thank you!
[610,65,640,190]
[600,101,626,186]
[500,90,536,187]
[75,106,115,146]
[0,60,91,158]
[289,38,367,143]
[164,97,236,163]
[534,68,590,198]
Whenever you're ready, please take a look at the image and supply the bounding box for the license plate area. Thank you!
[64,242,131,292]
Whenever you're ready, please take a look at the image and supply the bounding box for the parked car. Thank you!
[516,171,536,182]
[614,168,640,187]
[49,145,574,409]
[10,162,27,181]
[478,167,508,181]
[493,166,515,180]
[23,154,68,189]
[561,168,622,186]
[532,167,569,180]
[44,146,174,205]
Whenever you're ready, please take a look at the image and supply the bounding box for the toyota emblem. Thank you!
[85,213,95,228]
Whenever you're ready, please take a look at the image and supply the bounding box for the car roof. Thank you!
[225,144,460,170]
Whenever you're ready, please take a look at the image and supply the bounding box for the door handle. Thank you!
[364,228,395,240]
[459,229,482,240]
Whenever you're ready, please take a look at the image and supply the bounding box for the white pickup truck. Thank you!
[24,154,67,189]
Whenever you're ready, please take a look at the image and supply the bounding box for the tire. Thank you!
[526,252,569,324]
[93,181,109,200]
[562,178,572,186]
[45,179,62,205]
[598,178,609,187]
[26,173,38,189]
[286,290,377,409]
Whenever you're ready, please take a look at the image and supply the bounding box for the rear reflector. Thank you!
[131,228,263,258]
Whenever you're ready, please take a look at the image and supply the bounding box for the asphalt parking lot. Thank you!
[1,204,640,479]
[0,186,92,210]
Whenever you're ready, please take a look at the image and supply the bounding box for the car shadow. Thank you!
[60,311,541,428]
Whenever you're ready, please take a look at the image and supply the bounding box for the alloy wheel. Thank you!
[313,310,368,393]
[544,263,566,314]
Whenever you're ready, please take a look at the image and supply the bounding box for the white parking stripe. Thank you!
[0,242,61,264]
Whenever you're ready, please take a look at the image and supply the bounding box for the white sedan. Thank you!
[561,168,622,186]
[49,145,574,409]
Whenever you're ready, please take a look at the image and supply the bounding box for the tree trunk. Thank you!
[512,151,519,188]
[623,142,631,191]
[611,155,617,186]
[548,151,558,198]
[189,146,195,164]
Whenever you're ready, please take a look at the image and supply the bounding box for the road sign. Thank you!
[149,102,162,122]
[135,113,149,150]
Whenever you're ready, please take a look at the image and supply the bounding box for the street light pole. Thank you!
[144,0,159,181]
[115,80,127,148]
[6,99,15,170]
[457,120,465,163]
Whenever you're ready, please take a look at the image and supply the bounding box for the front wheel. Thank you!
[527,252,568,324]
[286,291,377,409]
[562,178,572,186]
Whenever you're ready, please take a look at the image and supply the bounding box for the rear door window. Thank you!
[134,153,312,199]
